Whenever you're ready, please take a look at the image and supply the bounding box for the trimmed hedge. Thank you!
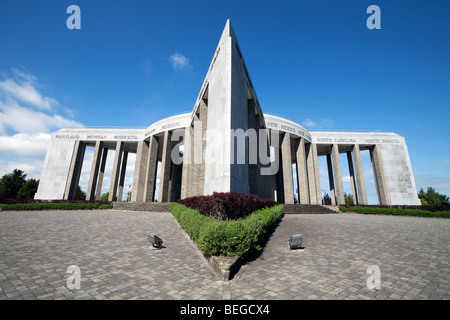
[171,202,283,256]
[344,206,450,218]
[341,204,450,212]
[177,192,278,220]
[0,202,113,211]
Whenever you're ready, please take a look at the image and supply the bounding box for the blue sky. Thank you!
[0,0,449,201]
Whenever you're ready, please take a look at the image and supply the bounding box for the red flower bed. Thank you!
[177,192,277,220]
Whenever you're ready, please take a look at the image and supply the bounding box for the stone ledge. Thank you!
[205,255,243,281]
[113,201,172,212]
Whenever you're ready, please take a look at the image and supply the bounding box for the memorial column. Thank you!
[306,143,320,204]
[331,144,345,205]
[158,130,172,202]
[352,144,368,205]
[295,138,309,204]
[108,141,124,201]
[86,141,103,200]
[64,140,86,200]
[131,140,148,202]
[346,151,358,205]
[144,135,159,202]
[280,133,294,204]
[326,153,336,205]
[117,151,128,202]
[95,147,108,200]
[312,144,322,204]
[180,125,191,199]
[370,145,390,205]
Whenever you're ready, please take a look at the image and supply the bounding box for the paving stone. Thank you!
[0,210,449,300]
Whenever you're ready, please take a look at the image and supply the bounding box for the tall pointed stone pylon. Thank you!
[183,20,268,196]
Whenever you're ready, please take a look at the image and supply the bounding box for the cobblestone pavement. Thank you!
[0,210,449,300]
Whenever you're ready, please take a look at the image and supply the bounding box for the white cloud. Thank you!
[301,119,316,128]
[0,100,82,134]
[169,53,192,71]
[301,118,334,130]
[0,158,44,180]
[0,69,84,179]
[0,133,51,157]
[0,69,58,111]
[435,159,450,168]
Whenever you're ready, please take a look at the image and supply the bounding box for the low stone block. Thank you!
[206,256,242,281]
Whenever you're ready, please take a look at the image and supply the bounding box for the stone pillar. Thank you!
[312,144,322,204]
[193,101,207,196]
[248,100,258,197]
[326,154,336,205]
[169,162,183,202]
[86,141,103,200]
[295,138,309,204]
[352,144,368,205]
[108,141,124,201]
[117,151,128,202]
[270,130,283,202]
[305,143,320,204]
[144,135,159,202]
[370,145,390,205]
[331,144,345,205]
[64,140,86,200]
[158,131,172,202]
[346,151,358,205]
[281,133,294,204]
[95,147,108,200]
[258,129,277,200]
[180,125,191,199]
[131,140,148,202]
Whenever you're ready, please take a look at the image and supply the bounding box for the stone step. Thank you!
[113,202,340,215]
[113,201,172,212]
[282,204,340,214]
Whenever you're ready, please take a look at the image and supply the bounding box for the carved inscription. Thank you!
[55,134,80,140]
[161,122,180,130]
[113,135,138,140]
[86,135,107,140]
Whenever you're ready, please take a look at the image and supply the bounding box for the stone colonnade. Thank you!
[275,131,390,205]
[63,130,390,206]
[64,141,132,201]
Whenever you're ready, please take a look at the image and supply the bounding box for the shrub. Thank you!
[346,206,450,218]
[171,202,283,257]
[177,192,278,220]
[171,202,212,240]
[0,202,113,211]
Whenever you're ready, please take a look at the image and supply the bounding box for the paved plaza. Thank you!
[0,209,449,300]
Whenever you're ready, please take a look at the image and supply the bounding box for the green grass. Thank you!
[0,202,113,211]
[344,206,450,218]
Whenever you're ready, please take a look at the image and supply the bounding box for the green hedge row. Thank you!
[341,206,450,218]
[0,202,113,211]
[170,203,284,257]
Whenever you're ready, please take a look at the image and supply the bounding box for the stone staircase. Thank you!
[113,201,172,212]
[112,202,341,214]
[282,204,340,214]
